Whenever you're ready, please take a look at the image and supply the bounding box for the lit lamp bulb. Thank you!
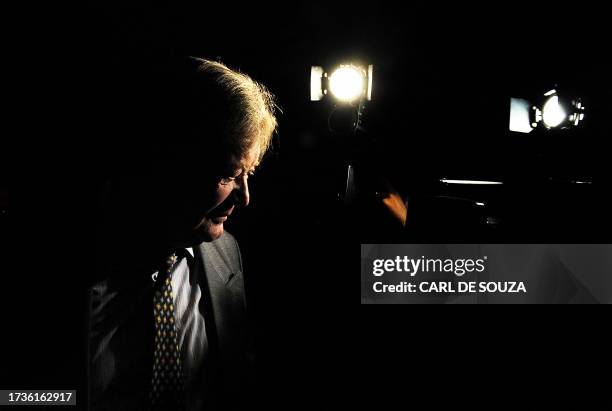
[542,95,567,128]
[328,65,366,103]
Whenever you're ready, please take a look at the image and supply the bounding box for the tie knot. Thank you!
[165,253,179,272]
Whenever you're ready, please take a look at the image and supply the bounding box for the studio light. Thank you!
[532,89,585,130]
[310,63,373,104]
[509,87,585,133]
[540,89,585,129]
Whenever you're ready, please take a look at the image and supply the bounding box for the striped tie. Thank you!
[150,253,185,410]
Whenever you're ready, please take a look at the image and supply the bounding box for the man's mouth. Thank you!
[210,206,235,222]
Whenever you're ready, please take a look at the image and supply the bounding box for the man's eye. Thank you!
[219,169,254,185]
[219,176,235,185]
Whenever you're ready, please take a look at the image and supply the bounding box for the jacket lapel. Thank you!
[195,238,246,351]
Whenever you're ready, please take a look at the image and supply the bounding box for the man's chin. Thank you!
[193,220,224,243]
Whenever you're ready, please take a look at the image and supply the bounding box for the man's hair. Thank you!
[101,55,280,198]
[154,57,278,169]
[105,55,279,181]
[189,57,278,163]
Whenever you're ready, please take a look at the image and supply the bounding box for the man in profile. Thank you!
[88,57,278,411]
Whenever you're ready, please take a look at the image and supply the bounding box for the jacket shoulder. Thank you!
[198,231,243,274]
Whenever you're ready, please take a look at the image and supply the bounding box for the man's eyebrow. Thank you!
[240,161,259,171]
[225,161,258,177]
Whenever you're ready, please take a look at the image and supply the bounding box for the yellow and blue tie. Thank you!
[151,253,185,410]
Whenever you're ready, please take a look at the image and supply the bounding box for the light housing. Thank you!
[509,88,585,133]
[531,89,585,130]
[310,63,373,104]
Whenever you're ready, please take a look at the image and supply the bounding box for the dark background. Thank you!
[3,2,611,409]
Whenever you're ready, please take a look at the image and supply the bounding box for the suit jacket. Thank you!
[87,232,251,411]
[195,233,252,408]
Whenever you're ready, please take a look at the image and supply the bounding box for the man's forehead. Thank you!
[230,146,260,170]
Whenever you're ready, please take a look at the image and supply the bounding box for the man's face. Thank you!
[166,144,260,246]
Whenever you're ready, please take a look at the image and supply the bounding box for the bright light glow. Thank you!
[542,95,566,128]
[329,65,365,102]
[440,179,504,185]
[310,66,324,101]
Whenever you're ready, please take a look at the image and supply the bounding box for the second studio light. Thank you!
[311,63,373,103]
[509,88,586,133]
[533,89,585,130]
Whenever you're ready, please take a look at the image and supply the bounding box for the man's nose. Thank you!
[233,175,250,207]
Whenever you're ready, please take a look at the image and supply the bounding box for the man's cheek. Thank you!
[190,190,220,213]
[209,188,233,210]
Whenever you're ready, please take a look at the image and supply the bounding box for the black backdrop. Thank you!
[4,2,611,409]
